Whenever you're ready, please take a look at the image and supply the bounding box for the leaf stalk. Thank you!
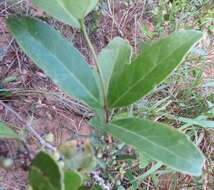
[80,19,109,123]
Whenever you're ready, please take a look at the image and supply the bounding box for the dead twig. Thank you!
[91,171,111,190]
[0,100,56,152]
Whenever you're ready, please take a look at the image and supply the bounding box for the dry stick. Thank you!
[20,89,93,117]
[0,100,56,152]
[108,0,114,39]
[91,171,111,190]
[0,0,23,14]
[134,14,138,54]
[106,0,124,37]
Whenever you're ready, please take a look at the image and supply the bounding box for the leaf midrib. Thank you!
[107,46,124,85]
[109,122,199,169]
[19,25,100,106]
[111,42,190,106]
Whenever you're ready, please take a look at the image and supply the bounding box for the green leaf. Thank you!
[29,167,57,190]
[61,0,98,19]
[78,185,103,190]
[32,0,80,28]
[7,16,102,109]
[1,76,16,84]
[64,170,82,190]
[129,162,163,188]
[108,30,202,108]
[0,88,13,97]
[90,117,205,176]
[98,37,132,96]
[177,115,214,128]
[0,122,18,139]
[29,151,63,190]
[91,184,103,190]
[78,186,89,190]
[139,153,151,169]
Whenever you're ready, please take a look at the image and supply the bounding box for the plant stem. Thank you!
[80,19,109,123]
[80,20,99,69]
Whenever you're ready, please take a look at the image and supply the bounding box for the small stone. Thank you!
[2,158,13,169]
[53,151,60,161]
[44,133,54,143]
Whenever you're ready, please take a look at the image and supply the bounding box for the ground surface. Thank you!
[0,0,213,190]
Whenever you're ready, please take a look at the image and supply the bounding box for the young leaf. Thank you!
[29,151,63,190]
[108,30,202,108]
[98,37,132,96]
[32,0,80,28]
[59,140,96,172]
[7,16,102,109]
[0,122,18,139]
[64,170,82,190]
[90,117,205,176]
[61,0,98,19]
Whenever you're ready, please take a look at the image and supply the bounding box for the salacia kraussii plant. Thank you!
[0,0,205,189]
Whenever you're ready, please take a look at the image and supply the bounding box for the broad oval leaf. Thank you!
[7,16,102,109]
[108,30,202,108]
[29,151,63,190]
[0,122,18,139]
[90,117,205,176]
[98,37,132,96]
[32,0,80,28]
[61,0,98,19]
[64,170,82,190]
